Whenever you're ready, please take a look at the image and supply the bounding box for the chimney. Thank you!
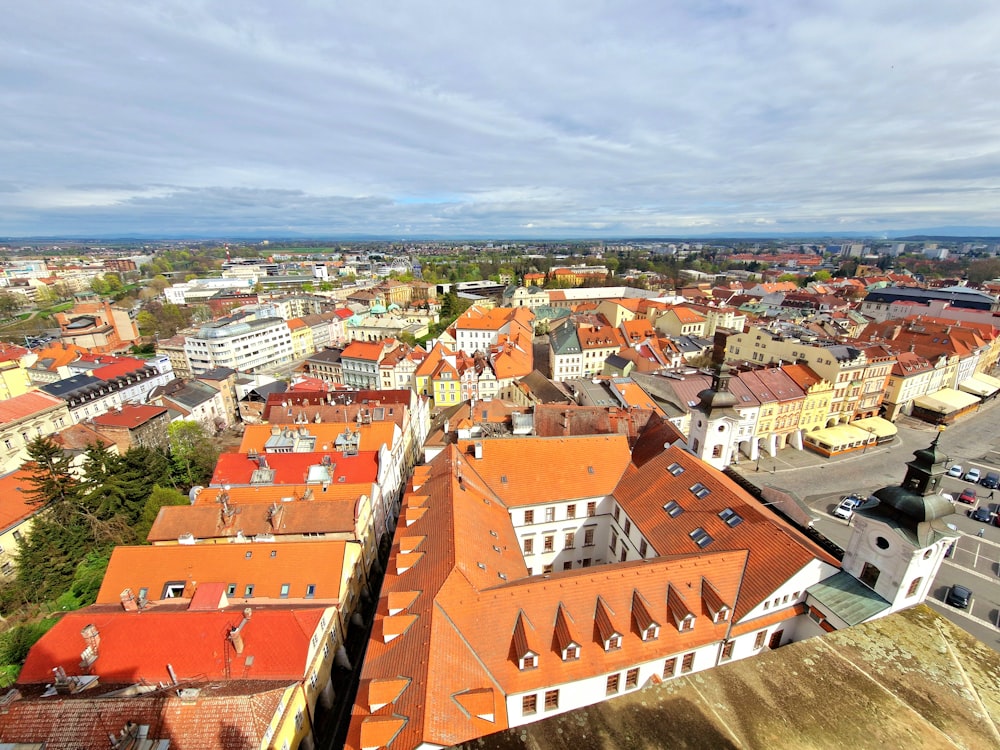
[228,608,253,654]
[474,441,483,460]
[120,588,138,612]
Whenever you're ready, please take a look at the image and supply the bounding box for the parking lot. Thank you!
[734,395,1000,651]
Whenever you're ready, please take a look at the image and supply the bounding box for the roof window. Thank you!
[689,483,711,499]
[689,527,714,548]
[667,462,684,476]
[662,501,684,518]
[719,508,744,527]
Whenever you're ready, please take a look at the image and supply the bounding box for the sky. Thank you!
[3,1,1000,239]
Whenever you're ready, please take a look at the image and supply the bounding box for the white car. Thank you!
[947,464,963,478]
[964,468,981,483]
[832,496,861,519]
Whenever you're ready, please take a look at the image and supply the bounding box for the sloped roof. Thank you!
[0,390,66,424]
[239,421,396,453]
[0,681,290,750]
[210,450,379,486]
[96,539,351,604]
[91,404,169,428]
[18,605,331,684]
[612,446,839,621]
[0,468,43,532]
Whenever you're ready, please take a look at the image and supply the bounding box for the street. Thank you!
[733,396,1000,652]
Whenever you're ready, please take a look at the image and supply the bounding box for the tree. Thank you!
[168,421,219,489]
[0,290,20,317]
[22,437,81,517]
[137,485,189,540]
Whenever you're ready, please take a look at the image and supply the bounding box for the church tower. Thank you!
[842,432,958,616]
[687,363,740,470]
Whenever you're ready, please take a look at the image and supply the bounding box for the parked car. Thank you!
[964,468,981,483]
[969,506,992,523]
[945,584,972,610]
[957,488,978,505]
[832,496,861,519]
[947,464,963,478]
[980,472,1000,489]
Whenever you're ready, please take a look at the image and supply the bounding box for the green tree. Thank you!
[22,437,81,517]
[0,290,19,317]
[168,421,219,489]
[137,485,189,540]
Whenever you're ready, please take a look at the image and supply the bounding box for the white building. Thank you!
[184,317,294,375]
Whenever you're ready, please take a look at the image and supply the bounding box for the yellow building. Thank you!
[288,317,316,359]
[0,359,32,400]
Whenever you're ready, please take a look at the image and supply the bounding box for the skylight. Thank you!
[689,483,711,499]
[689,527,714,548]
[663,501,684,518]
[667,462,684,476]
[719,508,744,527]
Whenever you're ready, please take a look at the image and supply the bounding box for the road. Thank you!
[733,395,1000,652]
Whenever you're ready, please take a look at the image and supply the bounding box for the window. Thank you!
[667,462,684,476]
[545,507,555,522]
[525,510,534,524]
[620,548,627,562]
[753,630,767,649]
[721,641,735,661]
[639,540,647,557]
[613,505,621,522]
[566,504,576,519]
[11,530,20,542]
[582,558,591,567]
[564,644,579,660]
[906,577,922,597]
[162,581,185,598]
[521,654,536,670]
[543,535,554,552]
[607,634,621,651]
[2,439,10,450]
[663,658,677,679]
[606,674,620,695]
[245,584,255,598]
[587,501,597,517]
[522,694,537,715]
[544,690,559,710]
[542,564,553,574]
[1,562,13,576]
[625,668,640,688]
[719,508,743,527]
[689,527,714,548]
[584,527,595,546]
[226,583,237,596]
[565,532,575,549]
[306,584,316,599]
[623,520,631,536]
[681,652,695,673]
[689,483,711,499]
[280,583,290,598]
[563,561,572,570]
[295,709,304,730]
[663,501,684,518]
[523,538,534,555]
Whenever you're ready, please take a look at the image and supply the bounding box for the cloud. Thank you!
[2,1,1000,236]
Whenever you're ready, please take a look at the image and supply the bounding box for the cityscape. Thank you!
[0,238,997,748]
[4,2,1000,748]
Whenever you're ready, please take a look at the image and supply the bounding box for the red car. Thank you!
[957,488,978,505]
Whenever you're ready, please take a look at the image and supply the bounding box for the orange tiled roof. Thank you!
[0,469,43,532]
[95,539,351,604]
[238,421,397,454]
[0,390,65,424]
[18,605,332,684]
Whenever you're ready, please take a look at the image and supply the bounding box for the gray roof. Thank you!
[549,324,581,355]
[196,366,237,381]
[456,604,999,750]
[806,570,891,626]
[40,373,102,399]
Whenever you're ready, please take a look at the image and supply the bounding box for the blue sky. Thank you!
[3,1,1000,238]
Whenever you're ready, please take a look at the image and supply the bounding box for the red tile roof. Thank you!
[0,469,43,532]
[210,450,379,486]
[0,390,65,424]
[18,605,332,684]
[91,404,168,428]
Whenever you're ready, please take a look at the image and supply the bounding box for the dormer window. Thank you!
[679,614,695,632]
[563,644,580,661]
[520,653,537,670]
[713,607,731,623]
[605,634,622,651]
[642,624,660,642]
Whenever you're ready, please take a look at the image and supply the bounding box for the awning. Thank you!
[973,372,1000,389]
[959,378,994,397]
[803,424,873,450]
[913,387,980,415]
[851,416,897,438]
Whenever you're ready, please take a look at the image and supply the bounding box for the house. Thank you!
[90,404,171,453]
[54,300,139,353]
[0,391,73,474]
[347,431,957,749]
[148,379,228,431]
[0,468,46,579]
